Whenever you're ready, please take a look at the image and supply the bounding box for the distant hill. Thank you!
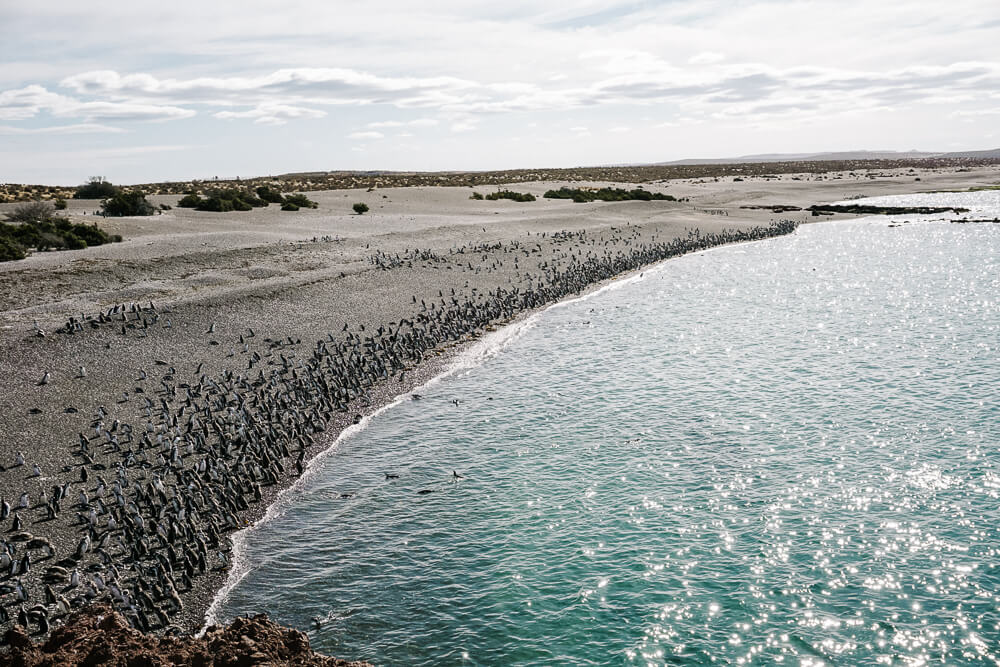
[936,148,1000,159]
[656,149,999,165]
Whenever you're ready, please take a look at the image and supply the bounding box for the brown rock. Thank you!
[0,605,370,667]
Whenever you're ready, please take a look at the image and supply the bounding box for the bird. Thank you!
[453,470,465,479]
[38,371,50,385]
[385,473,399,480]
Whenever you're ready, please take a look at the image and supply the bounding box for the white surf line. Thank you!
[200,311,543,631]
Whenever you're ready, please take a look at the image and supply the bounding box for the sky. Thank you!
[1,0,998,185]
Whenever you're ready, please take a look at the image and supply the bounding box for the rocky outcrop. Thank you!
[1,604,370,667]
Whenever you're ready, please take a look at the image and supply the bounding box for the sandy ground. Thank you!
[0,164,997,640]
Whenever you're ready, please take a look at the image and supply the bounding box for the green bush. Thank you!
[36,231,65,251]
[189,188,270,212]
[543,186,676,203]
[196,196,234,212]
[63,232,87,249]
[353,202,369,214]
[8,201,54,222]
[256,186,285,204]
[484,189,535,202]
[54,198,68,210]
[101,190,156,216]
[74,177,120,199]
[0,236,26,261]
[285,193,318,209]
[469,192,484,200]
[281,202,300,211]
[73,223,115,246]
[0,215,120,261]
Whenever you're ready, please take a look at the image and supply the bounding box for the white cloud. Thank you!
[347,131,384,140]
[0,123,126,135]
[0,84,195,122]
[60,68,476,104]
[366,118,439,128]
[1,0,998,181]
[689,52,725,65]
[215,103,326,125]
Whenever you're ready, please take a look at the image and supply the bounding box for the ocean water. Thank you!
[212,193,1000,666]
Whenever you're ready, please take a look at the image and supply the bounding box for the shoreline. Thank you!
[198,224,770,631]
[198,221,799,633]
[3,166,999,659]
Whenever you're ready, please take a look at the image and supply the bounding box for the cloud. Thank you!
[60,68,476,106]
[0,85,74,121]
[70,101,195,121]
[5,59,999,136]
[366,118,439,128]
[450,120,477,132]
[0,84,195,122]
[347,131,384,140]
[689,52,725,65]
[0,123,126,135]
[1,0,998,181]
[215,103,326,125]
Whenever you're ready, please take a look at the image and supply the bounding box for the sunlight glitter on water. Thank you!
[216,194,999,665]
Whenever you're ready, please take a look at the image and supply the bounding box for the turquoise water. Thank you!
[213,195,1000,665]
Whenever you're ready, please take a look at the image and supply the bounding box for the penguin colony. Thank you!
[0,219,797,641]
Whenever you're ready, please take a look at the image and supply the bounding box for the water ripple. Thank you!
[217,196,1000,665]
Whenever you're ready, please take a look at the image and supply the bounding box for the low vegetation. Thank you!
[1,204,122,261]
[807,203,969,216]
[484,189,536,202]
[73,176,120,200]
[4,157,1000,203]
[6,201,55,223]
[177,188,317,212]
[255,185,286,203]
[101,190,156,216]
[353,202,369,214]
[284,193,318,209]
[543,186,677,203]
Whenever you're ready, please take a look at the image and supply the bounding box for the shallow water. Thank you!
[215,195,1000,665]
